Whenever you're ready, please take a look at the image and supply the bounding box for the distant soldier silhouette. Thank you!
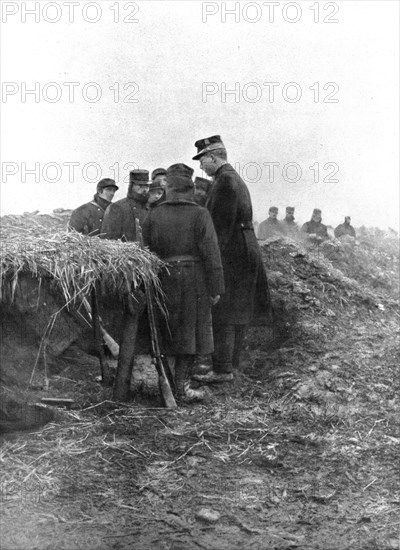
[301,208,329,242]
[257,207,284,239]
[334,216,356,239]
[281,206,299,236]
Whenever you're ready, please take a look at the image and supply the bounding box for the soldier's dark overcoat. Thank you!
[142,200,224,355]
[69,194,110,236]
[205,163,271,326]
[257,218,285,239]
[334,223,356,238]
[301,220,329,240]
[100,191,149,241]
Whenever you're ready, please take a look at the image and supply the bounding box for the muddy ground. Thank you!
[1,234,399,550]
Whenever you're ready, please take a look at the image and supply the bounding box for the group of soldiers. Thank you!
[69,135,271,403]
[256,206,357,242]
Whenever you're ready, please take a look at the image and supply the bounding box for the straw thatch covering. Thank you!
[0,215,164,307]
[0,213,165,432]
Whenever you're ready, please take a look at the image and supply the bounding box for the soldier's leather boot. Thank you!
[175,355,205,403]
[193,370,234,384]
[192,354,212,376]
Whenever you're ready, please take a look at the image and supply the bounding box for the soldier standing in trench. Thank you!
[101,170,150,240]
[281,206,299,237]
[257,206,284,240]
[69,178,119,236]
[100,170,151,400]
[192,175,214,374]
[301,208,329,243]
[148,168,167,209]
[192,135,272,383]
[193,176,212,206]
[334,216,356,239]
[142,164,224,401]
[68,177,119,384]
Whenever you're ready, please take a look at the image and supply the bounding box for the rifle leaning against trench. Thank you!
[81,296,120,359]
[90,285,112,386]
[135,218,177,409]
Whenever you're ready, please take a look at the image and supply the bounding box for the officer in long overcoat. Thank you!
[192,135,272,383]
[142,164,224,401]
[69,178,118,236]
[101,170,150,241]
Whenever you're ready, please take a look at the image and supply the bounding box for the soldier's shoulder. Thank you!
[71,201,94,215]
[195,203,211,216]
[186,200,202,208]
[107,197,128,209]
[162,200,200,207]
[216,169,242,190]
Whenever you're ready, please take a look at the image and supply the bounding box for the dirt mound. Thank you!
[1,210,71,232]
[0,210,162,432]
[259,234,395,342]
[0,222,399,549]
[318,230,399,300]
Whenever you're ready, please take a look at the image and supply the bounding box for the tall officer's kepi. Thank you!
[192,135,226,160]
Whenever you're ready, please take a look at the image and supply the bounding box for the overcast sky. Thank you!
[1,0,399,229]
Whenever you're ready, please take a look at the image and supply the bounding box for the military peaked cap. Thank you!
[269,206,278,213]
[149,181,164,192]
[97,178,118,190]
[151,167,167,180]
[129,170,150,186]
[192,135,226,160]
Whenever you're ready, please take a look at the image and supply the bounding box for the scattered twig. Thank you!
[363,478,378,491]
[161,442,203,470]
[345,471,357,484]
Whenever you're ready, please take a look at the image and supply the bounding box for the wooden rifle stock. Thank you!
[82,296,120,359]
[91,286,112,386]
[135,219,177,409]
